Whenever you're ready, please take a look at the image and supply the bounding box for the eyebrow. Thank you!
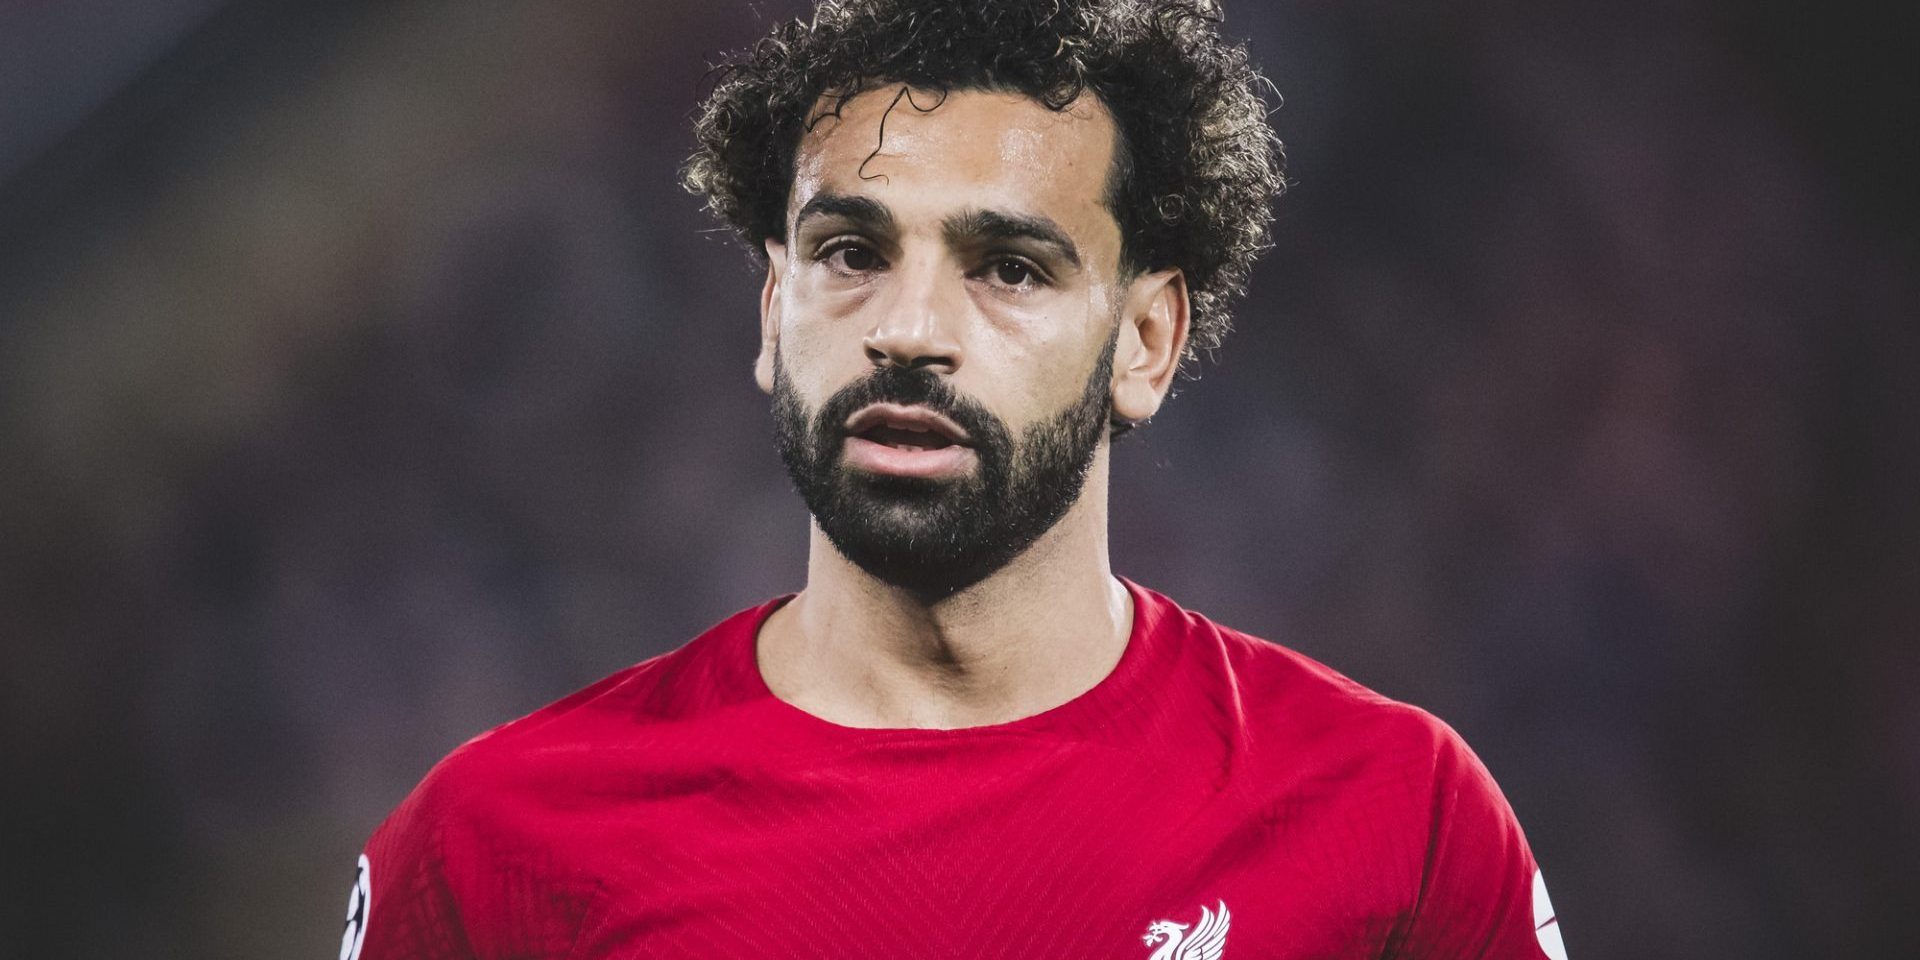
[942,208,1082,269]
[792,191,896,235]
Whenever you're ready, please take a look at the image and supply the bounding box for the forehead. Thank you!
[788,86,1120,246]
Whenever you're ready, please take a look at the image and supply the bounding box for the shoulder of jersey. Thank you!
[423,609,747,786]
[1198,611,1459,755]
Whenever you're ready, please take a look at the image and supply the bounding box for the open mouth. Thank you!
[843,404,971,450]
[840,404,976,478]
[857,422,961,451]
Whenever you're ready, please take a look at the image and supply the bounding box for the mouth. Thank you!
[843,404,970,450]
[840,403,976,479]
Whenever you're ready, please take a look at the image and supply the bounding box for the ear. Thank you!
[755,238,786,395]
[1110,268,1190,424]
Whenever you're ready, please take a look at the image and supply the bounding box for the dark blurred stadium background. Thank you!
[1,1,1913,956]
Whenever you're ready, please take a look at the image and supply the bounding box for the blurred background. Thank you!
[1,0,1913,956]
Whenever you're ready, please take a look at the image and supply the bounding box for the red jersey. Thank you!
[342,580,1569,959]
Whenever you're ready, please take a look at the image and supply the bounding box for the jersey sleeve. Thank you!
[344,761,482,960]
[1391,719,1568,960]
[341,733,605,959]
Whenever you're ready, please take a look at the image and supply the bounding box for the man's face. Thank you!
[760,86,1137,596]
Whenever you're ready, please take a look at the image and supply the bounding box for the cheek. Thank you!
[774,319,866,413]
[970,288,1116,418]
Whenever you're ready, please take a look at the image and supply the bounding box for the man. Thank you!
[342,2,1569,958]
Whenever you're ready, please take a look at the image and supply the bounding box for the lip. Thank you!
[839,403,975,480]
[842,403,972,446]
[842,436,977,479]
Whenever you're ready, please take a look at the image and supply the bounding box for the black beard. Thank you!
[772,338,1116,598]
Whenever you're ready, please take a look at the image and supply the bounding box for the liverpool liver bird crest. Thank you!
[1142,900,1231,960]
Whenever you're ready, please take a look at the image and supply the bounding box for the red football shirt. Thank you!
[342,580,1568,959]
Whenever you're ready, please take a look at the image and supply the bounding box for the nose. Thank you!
[862,258,963,374]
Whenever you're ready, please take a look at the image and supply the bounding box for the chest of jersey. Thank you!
[495,731,1414,959]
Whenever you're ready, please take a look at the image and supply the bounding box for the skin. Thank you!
[754,86,1191,729]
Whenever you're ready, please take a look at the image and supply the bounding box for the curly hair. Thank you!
[682,0,1285,368]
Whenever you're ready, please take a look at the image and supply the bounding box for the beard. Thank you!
[772,335,1116,598]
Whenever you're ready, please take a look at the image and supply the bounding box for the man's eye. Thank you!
[992,259,1035,287]
[825,243,881,272]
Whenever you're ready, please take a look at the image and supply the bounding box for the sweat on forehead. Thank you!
[783,86,1124,254]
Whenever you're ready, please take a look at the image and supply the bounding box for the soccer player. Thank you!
[339,2,1569,958]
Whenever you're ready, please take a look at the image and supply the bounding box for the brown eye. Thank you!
[993,259,1032,286]
[836,245,879,271]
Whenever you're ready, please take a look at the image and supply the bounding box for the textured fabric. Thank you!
[349,580,1561,959]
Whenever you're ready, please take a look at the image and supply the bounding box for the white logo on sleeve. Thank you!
[1532,868,1568,960]
[1142,900,1230,959]
[340,854,371,960]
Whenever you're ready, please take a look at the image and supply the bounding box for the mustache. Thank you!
[816,365,1002,443]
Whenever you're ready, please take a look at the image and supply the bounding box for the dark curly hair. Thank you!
[683,0,1285,369]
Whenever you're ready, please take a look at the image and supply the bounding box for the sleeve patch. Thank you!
[339,854,371,960]
[1532,868,1568,960]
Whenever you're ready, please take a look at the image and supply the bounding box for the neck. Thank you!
[757,447,1132,729]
